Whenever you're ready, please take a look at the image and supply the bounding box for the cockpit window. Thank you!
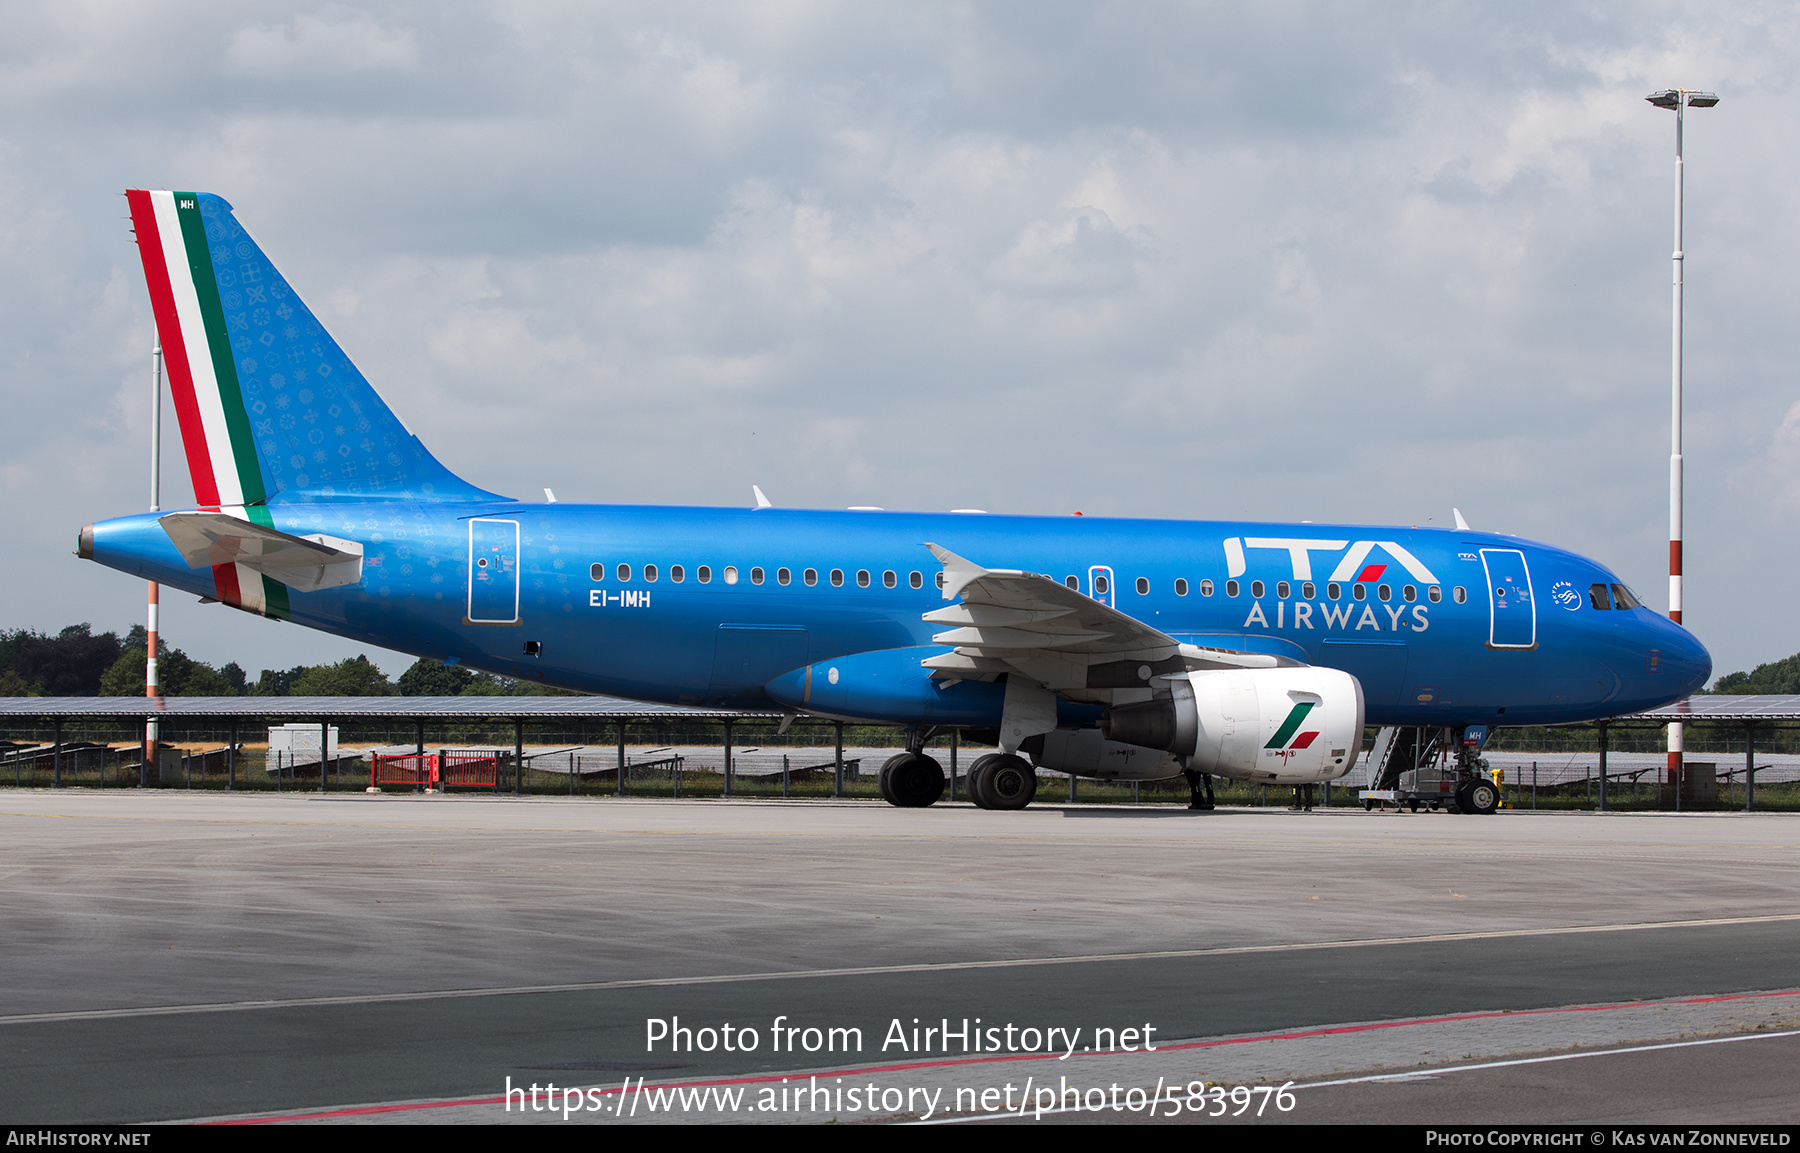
[1589,583,1613,610]
[1610,583,1641,610]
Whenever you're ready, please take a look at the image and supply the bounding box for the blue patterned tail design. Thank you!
[193,193,502,505]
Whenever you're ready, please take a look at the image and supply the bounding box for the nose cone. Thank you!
[1661,619,1713,698]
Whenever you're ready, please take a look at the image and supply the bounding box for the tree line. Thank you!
[0,623,568,698]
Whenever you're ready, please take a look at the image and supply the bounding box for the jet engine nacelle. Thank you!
[1099,667,1365,783]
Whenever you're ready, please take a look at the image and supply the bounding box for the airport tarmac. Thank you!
[2,790,1797,1125]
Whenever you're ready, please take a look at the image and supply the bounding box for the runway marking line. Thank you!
[8,912,1799,1027]
[922,1027,1800,1124]
[198,989,1800,1124]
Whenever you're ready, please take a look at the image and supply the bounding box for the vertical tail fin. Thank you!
[125,190,499,506]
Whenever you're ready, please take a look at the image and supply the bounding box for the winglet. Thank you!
[753,485,773,509]
[1453,507,1471,531]
[925,543,987,602]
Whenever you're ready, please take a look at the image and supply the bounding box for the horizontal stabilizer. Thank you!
[159,512,363,593]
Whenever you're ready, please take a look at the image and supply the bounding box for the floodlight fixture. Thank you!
[1646,89,1719,110]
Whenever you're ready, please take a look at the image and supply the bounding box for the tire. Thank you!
[983,754,1037,811]
[877,753,912,807]
[1407,799,1419,813]
[1363,799,1373,811]
[890,754,945,808]
[964,754,1005,809]
[1463,779,1500,815]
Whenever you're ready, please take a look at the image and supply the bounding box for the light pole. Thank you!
[1646,87,1718,799]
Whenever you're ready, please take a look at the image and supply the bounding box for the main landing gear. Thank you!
[877,751,945,808]
[964,753,1037,810]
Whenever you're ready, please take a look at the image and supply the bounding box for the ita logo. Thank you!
[1264,701,1322,765]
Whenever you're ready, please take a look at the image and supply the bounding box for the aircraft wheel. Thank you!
[877,754,911,806]
[980,754,1037,811]
[1462,779,1500,816]
[887,753,945,808]
[964,754,1006,809]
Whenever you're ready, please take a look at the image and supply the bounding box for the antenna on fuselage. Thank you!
[753,485,773,509]
[1453,508,1471,531]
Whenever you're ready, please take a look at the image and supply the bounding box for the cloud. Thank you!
[226,10,419,77]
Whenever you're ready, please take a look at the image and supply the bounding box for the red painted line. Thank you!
[214,988,1800,1124]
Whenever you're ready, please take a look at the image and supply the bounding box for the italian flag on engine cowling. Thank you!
[1264,701,1321,757]
[125,189,287,619]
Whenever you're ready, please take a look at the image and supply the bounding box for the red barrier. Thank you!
[368,751,501,790]
[439,753,500,788]
[371,753,435,787]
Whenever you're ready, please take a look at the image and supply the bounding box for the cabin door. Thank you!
[467,518,520,624]
[1480,548,1536,649]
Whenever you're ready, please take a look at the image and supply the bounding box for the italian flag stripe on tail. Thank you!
[125,190,266,512]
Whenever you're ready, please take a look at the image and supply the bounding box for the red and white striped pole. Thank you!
[1648,88,1719,797]
[146,342,162,776]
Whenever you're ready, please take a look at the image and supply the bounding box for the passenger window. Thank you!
[857,570,871,587]
[777,567,792,586]
[590,563,605,582]
[617,563,631,582]
[698,565,712,584]
[1251,580,1264,598]
[1428,585,1441,603]
[1276,581,1290,599]
[1453,586,1467,604]
[1226,579,1239,597]
[723,566,738,585]
[1352,584,1366,601]
[750,567,765,585]
[644,564,658,582]
[804,568,818,586]
[1327,582,1341,600]
[671,565,684,583]
[935,572,946,589]
[1135,577,1149,595]
[1403,585,1415,603]
[883,571,897,588]
[910,571,923,589]
[1302,582,1315,599]
[831,569,844,587]
[1377,584,1390,602]
[1611,584,1640,609]
[1589,583,1613,610]
[1175,578,1189,596]
[1200,579,1214,596]
[1094,575,1110,595]
[1065,575,1079,589]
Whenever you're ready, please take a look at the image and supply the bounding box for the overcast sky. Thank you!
[3,2,1795,684]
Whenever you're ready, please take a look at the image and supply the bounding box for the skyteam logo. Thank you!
[1551,581,1581,610]
[1264,701,1321,764]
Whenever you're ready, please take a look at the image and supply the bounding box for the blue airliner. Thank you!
[79,191,1711,811]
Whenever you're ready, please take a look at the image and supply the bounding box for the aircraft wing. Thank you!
[921,543,1299,704]
[159,512,364,593]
